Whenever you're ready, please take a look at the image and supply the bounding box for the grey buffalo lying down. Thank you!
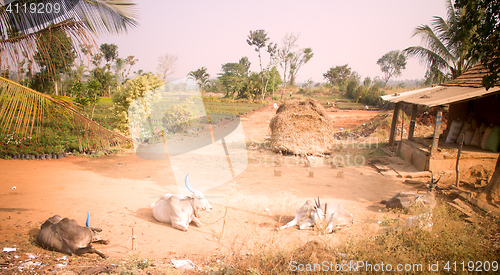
[381,175,440,212]
[280,198,353,234]
[152,173,212,231]
[37,215,109,258]
[382,175,441,230]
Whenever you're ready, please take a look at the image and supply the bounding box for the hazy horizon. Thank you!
[96,0,449,83]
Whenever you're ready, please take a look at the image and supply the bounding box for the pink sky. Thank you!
[97,0,449,83]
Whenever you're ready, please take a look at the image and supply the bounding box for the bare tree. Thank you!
[277,32,298,100]
[265,42,279,97]
[156,53,179,81]
[289,47,313,86]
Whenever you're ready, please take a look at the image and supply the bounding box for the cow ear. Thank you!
[193,191,204,199]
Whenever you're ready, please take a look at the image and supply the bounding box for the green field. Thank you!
[304,95,378,110]
[3,92,377,157]
[0,96,267,157]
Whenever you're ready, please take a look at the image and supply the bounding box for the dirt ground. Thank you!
[0,104,427,271]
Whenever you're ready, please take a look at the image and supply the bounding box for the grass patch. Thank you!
[314,95,349,102]
[302,94,377,110]
[210,204,500,274]
[97,96,113,105]
[202,101,267,116]
[120,253,153,274]
[356,142,387,158]
[334,101,371,110]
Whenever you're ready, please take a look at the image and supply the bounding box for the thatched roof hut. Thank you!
[269,99,335,155]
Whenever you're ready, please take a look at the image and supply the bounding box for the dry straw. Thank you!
[269,99,335,155]
[0,77,130,151]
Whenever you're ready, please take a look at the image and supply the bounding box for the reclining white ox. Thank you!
[321,203,354,233]
[152,173,212,231]
[280,199,324,230]
[280,198,353,234]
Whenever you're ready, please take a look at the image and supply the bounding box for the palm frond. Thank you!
[403,46,449,71]
[74,0,138,35]
[0,0,137,73]
[0,76,130,151]
[410,25,454,64]
[0,0,137,38]
[406,0,479,82]
[431,16,452,46]
[0,19,95,73]
[445,0,458,27]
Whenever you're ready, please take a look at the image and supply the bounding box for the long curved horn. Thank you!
[434,176,441,185]
[86,212,90,227]
[316,196,321,209]
[185,173,195,193]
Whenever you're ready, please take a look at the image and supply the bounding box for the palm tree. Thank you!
[246,30,269,75]
[187,67,210,93]
[403,0,478,83]
[0,0,138,151]
[247,30,269,98]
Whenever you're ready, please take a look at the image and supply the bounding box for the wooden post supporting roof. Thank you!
[431,106,443,154]
[408,104,418,141]
[388,102,401,146]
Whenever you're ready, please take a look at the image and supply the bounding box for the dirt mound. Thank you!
[417,107,449,127]
[461,164,493,188]
[269,99,335,155]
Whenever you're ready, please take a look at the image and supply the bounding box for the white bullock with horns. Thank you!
[280,198,353,234]
[152,173,212,231]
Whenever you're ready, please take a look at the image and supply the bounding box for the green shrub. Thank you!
[111,73,164,136]
[162,105,194,134]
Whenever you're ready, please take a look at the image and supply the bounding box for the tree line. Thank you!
[4,32,137,103]
[187,30,313,101]
[318,0,498,107]
[2,0,498,108]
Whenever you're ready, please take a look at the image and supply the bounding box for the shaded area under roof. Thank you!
[381,64,500,107]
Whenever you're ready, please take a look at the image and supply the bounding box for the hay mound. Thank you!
[269,99,335,155]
